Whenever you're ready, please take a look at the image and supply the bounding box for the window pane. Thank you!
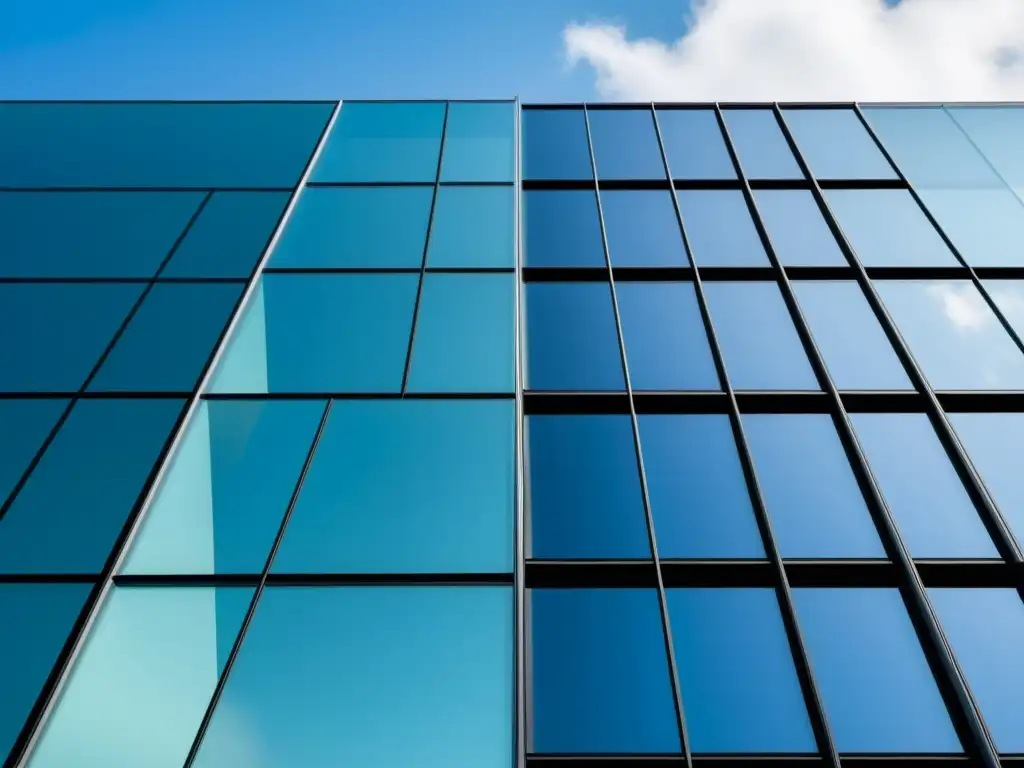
[722,109,802,180]
[639,415,764,559]
[616,282,717,391]
[270,186,432,269]
[428,186,513,268]
[983,279,1024,340]
[588,109,664,180]
[193,586,512,768]
[874,280,1024,390]
[0,399,66,508]
[677,190,769,267]
[524,190,604,267]
[948,106,1024,192]
[656,108,736,180]
[754,190,846,267]
[666,588,814,753]
[526,283,624,391]
[917,188,1024,268]
[530,588,679,754]
[523,109,593,181]
[122,400,324,576]
[703,282,819,390]
[602,190,688,268]
[407,273,514,394]
[441,101,514,182]
[744,414,883,558]
[27,586,252,768]
[783,109,897,180]
[528,415,648,560]
[209,273,418,394]
[273,401,513,574]
[312,101,444,183]
[89,283,243,393]
[792,281,912,390]
[0,398,185,574]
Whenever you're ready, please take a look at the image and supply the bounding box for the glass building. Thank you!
[1,99,1024,768]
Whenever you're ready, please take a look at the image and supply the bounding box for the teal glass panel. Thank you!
[26,586,252,768]
[588,109,665,180]
[312,102,444,183]
[441,101,514,182]
[523,109,593,181]
[656,108,736,180]
[407,273,514,393]
[122,400,325,575]
[524,190,604,267]
[274,400,514,573]
[0,399,67,507]
[917,188,1024,268]
[270,186,432,269]
[427,186,513,268]
[783,109,897,180]
[754,190,846,267]
[677,190,769,266]
[722,109,802,180]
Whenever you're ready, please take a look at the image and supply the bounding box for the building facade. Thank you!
[1,99,1023,768]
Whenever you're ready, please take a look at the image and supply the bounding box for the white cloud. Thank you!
[564,0,1024,102]
[926,282,992,333]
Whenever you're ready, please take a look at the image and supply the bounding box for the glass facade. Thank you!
[3,99,1024,768]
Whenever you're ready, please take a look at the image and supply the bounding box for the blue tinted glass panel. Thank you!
[874,280,1024,390]
[852,414,996,558]
[528,415,648,560]
[783,109,897,180]
[274,401,513,573]
[531,588,679,754]
[90,282,243,392]
[0,398,184,574]
[428,186,513,268]
[754,190,846,267]
[657,109,735,180]
[602,191,688,267]
[616,282,718,390]
[523,109,593,181]
[639,415,764,559]
[703,282,818,390]
[722,109,801,179]
[793,281,911,390]
[677,191,769,266]
[312,101,444,183]
[27,586,252,768]
[524,190,604,268]
[948,106,1024,191]
[667,589,814,753]
[122,400,324,575]
[270,186,432,269]
[526,283,624,391]
[209,273,418,394]
[0,399,66,508]
[984,279,1024,338]
[441,101,514,182]
[407,273,514,393]
[194,586,512,768]
[917,188,1024,268]
[744,414,883,558]
[588,109,664,180]
[793,588,961,753]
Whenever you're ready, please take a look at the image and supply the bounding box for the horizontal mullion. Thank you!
[527,755,973,768]
[201,391,515,401]
[306,180,514,188]
[262,266,515,275]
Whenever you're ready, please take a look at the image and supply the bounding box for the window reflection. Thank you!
[677,190,769,267]
[440,101,514,183]
[428,186,513,268]
[657,109,736,180]
[523,109,593,181]
[783,109,897,180]
[587,109,664,180]
[601,190,688,268]
[524,190,604,268]
[754,190,846,267]
[721,109,802,179]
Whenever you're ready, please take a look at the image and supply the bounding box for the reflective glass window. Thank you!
[588,109,664,180]
[601,190,688,268]
[722,109,802,180]
[523,109,593,181]
[656,108,735,180]
[441,101,514,182]
[917,188,1024,268]
[783,109,897,180]
[428,186,513,268]
[984,279,1024,338]
[754,190,846,267]
[0,399,66,507]
[948,106,1024,192]
[524,190,604,268]
[677,190,769,266]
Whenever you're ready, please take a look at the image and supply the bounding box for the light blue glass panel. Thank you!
[194,586,512,768]
[428,186,513,268]
[602,190,688,268]
[441,101,514,182]
[983,279,1024,339]
[524,190,604,267]
[677,190,769,266]
[0,399,66,507]
[27,586,252,768]
[754,190,846,267]
[917,188,1024,268]
[656,109,736,180]
[588,109,665,180]
[122,400,324,575]
[783,109,897,180]
[523,109,593,181]
[947,106,1024,191]
[722,109,802,179]
[274,401,513,573]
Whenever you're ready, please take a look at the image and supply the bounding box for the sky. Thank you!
[1,0,1022,101]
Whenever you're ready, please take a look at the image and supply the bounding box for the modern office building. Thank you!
[0,99,1023,768]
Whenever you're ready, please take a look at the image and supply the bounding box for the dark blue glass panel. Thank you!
[122,400,325,575]
[703,282,819,390]
[602,190,688,268]
[917,188,1024,268]
[722,109,802,180]
[528,415,648,560]
[0,102,332,189]
[616,282,718,390]
[312,101,444,183]
[783,109,897,180]
[523,109,593,181]
[524,190,604,268]
[667,588,814,753]
[531,588,680,754]
[526,283,624,391]
[274,401,513,573]
[0,398,185,574]
[0,399,66,507]
[793,588,961,753]
[852,414,996,558]
[0,282,142,393]
[754,190,846,267]
[656,109,735,180]
[163,191,289,278]
[428,186,513,268]
[588,109,664,180]
[677,191,769,266]
[90,282,243,392]
[744,414,884,558]
[0,191,203,278]
[193,586,512,768]
[947,106,1024,190]
[441,101,514,182]
[639,415,764,559]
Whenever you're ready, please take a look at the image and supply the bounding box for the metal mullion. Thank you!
[514,96,528,768]
[582,105,693,767]
[771,104,1001,768]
